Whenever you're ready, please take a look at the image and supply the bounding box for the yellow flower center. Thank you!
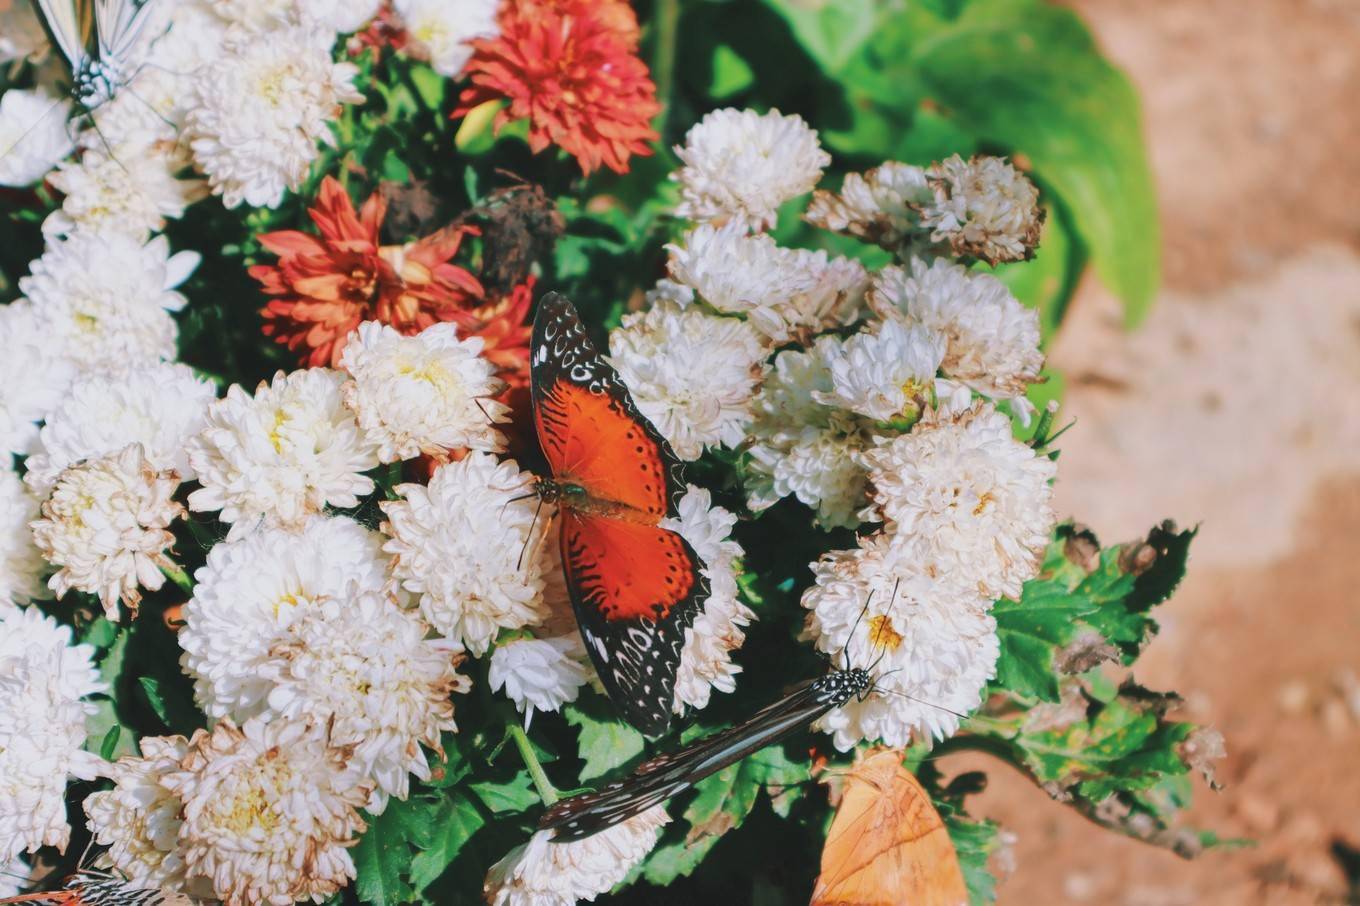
[867,615,903,652]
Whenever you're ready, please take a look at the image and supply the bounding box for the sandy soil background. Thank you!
[957,1,1360,903]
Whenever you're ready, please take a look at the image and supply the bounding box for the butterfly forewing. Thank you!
[0,873,194,905]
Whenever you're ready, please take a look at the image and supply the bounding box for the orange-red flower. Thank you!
[252,177,483,367]
[449,276,535,391]
[454,0,661,175]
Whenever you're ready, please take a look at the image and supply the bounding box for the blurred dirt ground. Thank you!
[961,1,1360,903]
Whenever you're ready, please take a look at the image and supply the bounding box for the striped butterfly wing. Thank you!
[0,874,194,905]
[33,0,93,74]
[92,0,158,65]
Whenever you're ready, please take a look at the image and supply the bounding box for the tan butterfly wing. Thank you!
[811,748,968,906]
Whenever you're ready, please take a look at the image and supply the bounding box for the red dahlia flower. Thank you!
[448,276,535,391]
[454,0,661,175]
[252,177,484,367]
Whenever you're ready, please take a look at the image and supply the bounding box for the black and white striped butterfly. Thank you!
[33,0,162,111]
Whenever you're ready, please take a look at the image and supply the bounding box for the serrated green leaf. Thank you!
[641,834,717,885]
[352,801,433,906]
[468,771,538,814]
[408,793,485,892]
[564,705,645,781]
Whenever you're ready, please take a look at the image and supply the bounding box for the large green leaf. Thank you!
[760,0,881,74]
[352,801,434,906]
[911,0,1160,326]
[408,793,486,891]
[565,704,646,782]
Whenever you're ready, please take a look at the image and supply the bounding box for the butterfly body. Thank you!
[530,293,708,736]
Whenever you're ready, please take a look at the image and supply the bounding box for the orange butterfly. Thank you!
[811,748,968,906]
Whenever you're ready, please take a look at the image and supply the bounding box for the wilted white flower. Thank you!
[0,302,77,458]
[745,339,876,528]
[485,807,669,906]
[607,301,768,460]
[861,403,1056,601]
[382,453,550,656]
[85,736,202,894]
[668,224,868,344]
[0,608,106,861]
[813,318,946,422]
[489,636,590,724]
[340,321,508,462]
[18,233,199,372]
[44,147,207,241]
[395,0,501,77]
[186,368,379,538]
[0,89,71,186]
[263,591,469,812]
[805,161,932,249]
[0,469,47,616]
[673,108,830,231]
[179,515,395,721]
[32,444,184,620]
[921,155,1043,265]
[803,535,997,749]
[870,259,1044,422]
[163,719,372,906]
[24,362,217,494]
[186,27,362,208]
[662,486,752,713]
[0,0,47,65]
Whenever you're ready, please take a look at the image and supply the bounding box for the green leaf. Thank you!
[946,814,999,905]
[98,725,121,761]
[138,676,171,725]
[352,801,433,906]
[708,45,755,98]
[85,628,135,759]
[761,0,880,74]
[408,793,485,892]
[468,771,539,814]
[565,704,645,782]
[912,0,1160,325]
[993,578,1099,701]
[407,63,446,110]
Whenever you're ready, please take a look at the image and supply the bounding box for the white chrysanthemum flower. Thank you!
[921,155,1043,265]
[0,0,47,64]
[212,0,382,33]
[870,259,1044,422]
[0,469,46,616]
[607,301,769,460]
[803,535,997,749]
[340,321,508,462]
[24,362,217,494]
[0,302,77,458]
[186,26,362,208]
[85,736,203,894]
[673,108,830,231]
[644,278,695,309]
[32,444,184,620]
[394,0,500,77]
[381,453,550,656]
[44,147,207,241]
[667,223,867,344]
[263,591,469,813]
[179,514,395,720]
[812,318,946,422]
[0,608,106,861]
[745,339,876,528]
[861,403,1057,601]
[805,161,932,249]
[485,806,669,906]
[164,719,372,906]
[661,486,753,713]
[18,233,199,372]
[489,636,590,724]
[0,89,72,186]
[186,368,379,538]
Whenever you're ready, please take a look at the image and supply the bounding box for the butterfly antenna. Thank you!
[869,685,975,723]
[517,494,545,571]
[124,83,177,131]
[843,589,875,672]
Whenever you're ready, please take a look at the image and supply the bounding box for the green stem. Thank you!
[160,562,193,595]
[509,723,559,806]
[651,0,680,136]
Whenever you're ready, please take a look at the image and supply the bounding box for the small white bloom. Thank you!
[673,107,830,231]
[24,362,217,494]
[44,146,207,241]
[0,0,48,65]
[803,535,997,749]
[805,161,932,249]
[485,807,670,906]
[0,89,72,186]
[179,514,395,720]
[490,636,590,723]
[0,469,47,616]
[163,719,372,906]
[607,301,769,460]
[861,403,1057,601]
[394,0,500,78]
[32,444,184,620]
[0,302,77,458]
[921,155,1043,265]
[381,453,550,656]
[662,486,753,713]
[186,368,380,538]
[0,608,107,861]
[813,318,946,422]
[870,259,1044,422]
[667,223,867,344]
[18,233,199,372]
[340,321,508,463]
[186,27,362,208]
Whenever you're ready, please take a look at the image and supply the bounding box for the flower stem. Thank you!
[160,562,193,595]
[651,0,680,135]
[509,723,559,806]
